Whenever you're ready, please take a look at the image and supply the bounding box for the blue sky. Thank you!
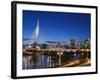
[23,10,90,44]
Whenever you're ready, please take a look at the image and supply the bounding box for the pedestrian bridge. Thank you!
[23,48,90,55]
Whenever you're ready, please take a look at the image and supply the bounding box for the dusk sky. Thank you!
[23,10,90,44]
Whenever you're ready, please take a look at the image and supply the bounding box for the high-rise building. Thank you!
[70,39,76,49]
[84,39,90,49]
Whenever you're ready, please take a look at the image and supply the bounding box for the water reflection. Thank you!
[22,52,90,69]
[23,54,58,69]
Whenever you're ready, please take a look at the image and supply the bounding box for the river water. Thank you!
[22,55,58,69]
[22,52,88,69]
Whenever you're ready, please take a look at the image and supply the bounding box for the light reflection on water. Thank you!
[22,55,57,69]
[22,52,90,69]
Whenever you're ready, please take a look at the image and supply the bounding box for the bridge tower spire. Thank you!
[33,19,39,48]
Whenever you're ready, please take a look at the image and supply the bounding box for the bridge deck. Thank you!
[25,48,90,52]
[23,48,90,55]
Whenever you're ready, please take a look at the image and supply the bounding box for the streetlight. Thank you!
[57,52,63,66]
[86,49,89,60]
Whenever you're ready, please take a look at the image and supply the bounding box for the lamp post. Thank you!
[86,49,89,60]
[57,51,63,66]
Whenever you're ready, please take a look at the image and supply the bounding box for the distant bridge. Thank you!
[23,48,90,55]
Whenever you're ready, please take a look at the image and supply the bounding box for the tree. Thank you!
[41,43,47,49]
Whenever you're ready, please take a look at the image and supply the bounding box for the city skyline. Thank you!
[23,10,91,44]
